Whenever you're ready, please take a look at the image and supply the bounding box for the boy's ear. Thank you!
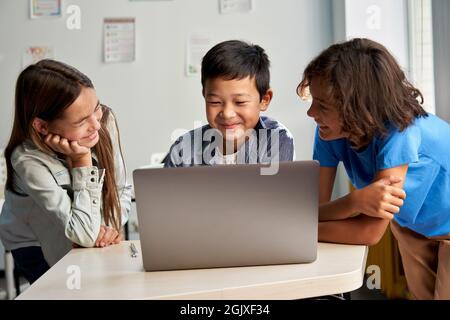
[259,89,273,111]
[32,118,49,135]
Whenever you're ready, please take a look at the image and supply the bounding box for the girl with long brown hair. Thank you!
[298,38,450,299]
[0,59,131,283]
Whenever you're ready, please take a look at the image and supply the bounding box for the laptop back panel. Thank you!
[133,161,319,271]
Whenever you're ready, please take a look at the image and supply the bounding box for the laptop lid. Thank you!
[133,161,319,271]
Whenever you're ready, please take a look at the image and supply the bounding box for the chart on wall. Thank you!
[103,18,136,63]
[29,0,62,19]
[186,32,212,77]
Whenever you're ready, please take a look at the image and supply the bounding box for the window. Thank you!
[408,0,435,114]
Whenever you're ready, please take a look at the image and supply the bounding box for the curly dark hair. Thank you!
[297,38,427,149]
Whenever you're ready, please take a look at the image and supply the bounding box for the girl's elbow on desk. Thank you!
[65,223,100,248]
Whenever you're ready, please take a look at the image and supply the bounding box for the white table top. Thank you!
[17,240,367,300]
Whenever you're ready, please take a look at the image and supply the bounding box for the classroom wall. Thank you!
[344,0,409,69]
[0,0,334,179]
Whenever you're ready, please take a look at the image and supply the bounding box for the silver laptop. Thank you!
[133,161,319,271]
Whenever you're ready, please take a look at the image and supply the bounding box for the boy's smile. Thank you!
[307,77,346,141]
[204,76,272,154]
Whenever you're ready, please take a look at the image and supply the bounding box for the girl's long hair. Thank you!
[297,38,427,149]
[4,59,123,231]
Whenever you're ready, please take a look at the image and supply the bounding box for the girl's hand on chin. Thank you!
[44,133,92,167]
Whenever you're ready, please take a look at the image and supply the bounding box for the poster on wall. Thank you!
[22,46,55,68]
[186,32,212,77]
[30,0,62,19]
[219,0,253,14]
[104,18,136,63]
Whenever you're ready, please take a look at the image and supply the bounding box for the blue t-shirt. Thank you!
[313,113,450,237]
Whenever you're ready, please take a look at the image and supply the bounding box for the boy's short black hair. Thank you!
[201,40,270,100]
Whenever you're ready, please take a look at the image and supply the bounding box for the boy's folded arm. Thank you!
[319,194,357,221]
[319,165,408,222]
[355,164,408,220]
[318,164,409,246]
[319,215,390,246]
[318,166,358,221]
[373,164,408,191]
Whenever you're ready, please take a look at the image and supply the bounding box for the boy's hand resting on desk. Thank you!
[43,133,92,167]
[95,225,122,247]
[352,176,406,220]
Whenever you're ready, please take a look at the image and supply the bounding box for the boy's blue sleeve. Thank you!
[395,156,440,225]
[312,126,339,167]
[376,125,420,170]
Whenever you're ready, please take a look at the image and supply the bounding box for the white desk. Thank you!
[17,240,367,300]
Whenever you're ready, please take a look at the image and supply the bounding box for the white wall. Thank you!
[0,0,333,178]
[344,0,409,69]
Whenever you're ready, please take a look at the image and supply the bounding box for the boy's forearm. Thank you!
[319,192,357,221]
[318,215,390,246]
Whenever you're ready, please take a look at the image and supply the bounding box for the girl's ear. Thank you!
[260,89,273,112]
[32,118,49,135]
